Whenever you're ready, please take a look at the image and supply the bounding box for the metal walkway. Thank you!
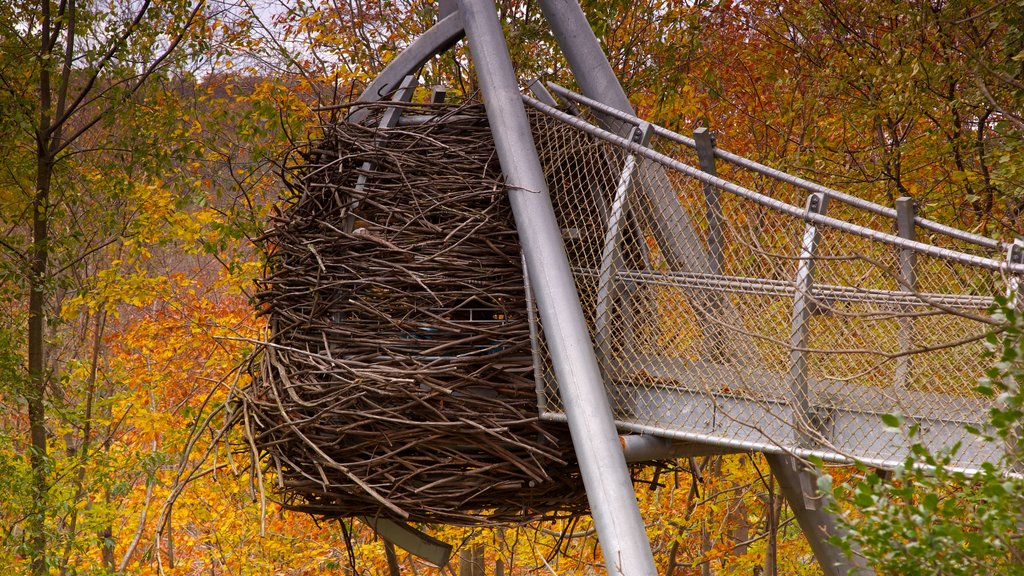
[354,2,1021,572]
[524,83,1021,472]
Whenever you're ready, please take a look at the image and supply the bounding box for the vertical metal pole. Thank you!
[778,193,875,575]
[894,197,917,391]
[1009,239,1024,309]
[765,454,874,576]
[692,127,729,361]
[523,253,547,416]
[790,192,828,443]
[455,2,658,575]
[1004,240,1024,470]
[694,127,723,276]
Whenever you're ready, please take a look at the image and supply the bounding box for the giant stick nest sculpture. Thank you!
[237,98,610,525]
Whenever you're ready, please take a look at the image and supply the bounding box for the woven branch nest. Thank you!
[238,100,596,525]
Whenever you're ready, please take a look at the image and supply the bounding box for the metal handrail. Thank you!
[545,82,1006,252]
[523,92,1024,275]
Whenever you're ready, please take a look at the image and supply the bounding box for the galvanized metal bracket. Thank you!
[790,192,830,445]
[360,516,453,568]
[595,123,653,372]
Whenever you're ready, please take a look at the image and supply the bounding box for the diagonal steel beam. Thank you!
[456,0,657,574]
[349,11,464,123]
[765,454,874,575]
[537,0,751,366]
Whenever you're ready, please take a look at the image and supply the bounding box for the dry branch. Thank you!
[236,100,590,525]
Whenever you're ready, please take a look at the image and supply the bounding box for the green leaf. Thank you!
[881,413,903,429]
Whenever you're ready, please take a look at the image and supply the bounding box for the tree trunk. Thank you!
[28,151,52,576]
[99,521,115,572]
[385,542,401,576]
[701,521,712,576]
[763,473,780,576]
[494,527,505,576]
[28,0,55,570]
[459,543,485,576]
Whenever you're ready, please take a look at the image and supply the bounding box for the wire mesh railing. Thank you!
[523,88,1022,470]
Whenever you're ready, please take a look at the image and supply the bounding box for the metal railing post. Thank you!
[894,197,917,391]
[1007,239,1024,308]
[456,1,658,574]
[790,192,828,443]
[1004,239,1024,471]
[430,85,448,103]
[694,127,723,276]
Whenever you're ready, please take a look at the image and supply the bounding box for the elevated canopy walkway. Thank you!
[257,1,1024,573]
[524,83,1017,472]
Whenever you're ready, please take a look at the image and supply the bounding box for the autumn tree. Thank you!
[0,0,1016,573]
[0,0,209,572]
[604,0,1023,236]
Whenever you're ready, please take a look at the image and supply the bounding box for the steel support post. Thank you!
[1009,240,1024,309]
[536,0,708,272]
[431,85,448,103]
[779,194,875,575]
[1005,240,1024,471]
[595,123,652,372]
[693,128,723,276]
[765,454,874,576]
[534,0,633,132]
[894,197,917,391]
[456,1,658,574]
[360,517,453,568]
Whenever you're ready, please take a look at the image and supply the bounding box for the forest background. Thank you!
[0,0,1022,574]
